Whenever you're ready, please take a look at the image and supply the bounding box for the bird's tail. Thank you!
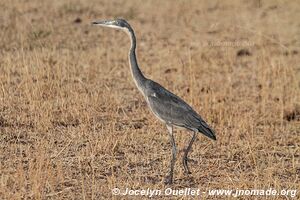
[197,121,216,140]
[185,112,217,140]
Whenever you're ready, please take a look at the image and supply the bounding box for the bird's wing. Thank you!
[145,80,216,140]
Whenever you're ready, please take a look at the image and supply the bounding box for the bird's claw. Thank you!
[164,174,173,185]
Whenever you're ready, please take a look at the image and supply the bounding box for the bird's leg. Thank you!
[183,131,197,174]
[165,124,176,184]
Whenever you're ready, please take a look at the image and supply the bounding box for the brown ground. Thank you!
[0,0,299,199]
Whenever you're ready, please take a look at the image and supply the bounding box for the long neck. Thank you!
[127,27,147,90]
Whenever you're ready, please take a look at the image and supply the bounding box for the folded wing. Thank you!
[145,80,216,140]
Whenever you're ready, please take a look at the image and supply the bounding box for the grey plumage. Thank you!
[144,80,216,140]
[92,19,216,184]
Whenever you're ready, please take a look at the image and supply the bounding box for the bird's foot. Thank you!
[184,169,192,175]
[183,157,197,163]
[164,174,173,185]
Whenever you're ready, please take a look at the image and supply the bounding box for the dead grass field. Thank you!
[0,0,299,199]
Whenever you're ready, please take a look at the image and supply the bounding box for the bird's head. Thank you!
[92,19,131,30]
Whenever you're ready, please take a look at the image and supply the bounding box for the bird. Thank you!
[92,19,216,184]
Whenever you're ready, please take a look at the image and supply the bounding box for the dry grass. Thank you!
[0,0,299,199]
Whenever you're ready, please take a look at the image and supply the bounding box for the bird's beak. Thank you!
[92,20,106,25]
[92,20,115,27]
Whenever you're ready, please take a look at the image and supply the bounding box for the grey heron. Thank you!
[92,19,216,184]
